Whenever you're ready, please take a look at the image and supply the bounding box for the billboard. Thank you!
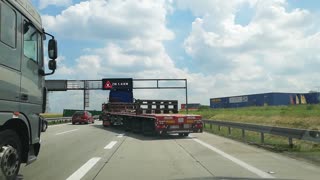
[102,78,133,90]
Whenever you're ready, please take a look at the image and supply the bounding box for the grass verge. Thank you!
[203,124,320,165]
[183,105,320,165]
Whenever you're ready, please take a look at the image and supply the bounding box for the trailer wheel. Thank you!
[183,133,189,137]
[0,130,22,180]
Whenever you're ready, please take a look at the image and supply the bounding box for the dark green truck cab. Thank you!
[0,0,57,179]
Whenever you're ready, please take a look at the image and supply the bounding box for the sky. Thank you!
[30,0,320,113]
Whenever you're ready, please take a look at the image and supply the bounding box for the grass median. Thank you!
[182,105,320,164]
[40,113,70,125]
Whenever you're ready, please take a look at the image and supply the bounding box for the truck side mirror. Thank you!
[48,39,58,60]
[48,60,56,71]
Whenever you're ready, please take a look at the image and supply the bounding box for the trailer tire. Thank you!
[0,130,22,180]
[183,133,189,137]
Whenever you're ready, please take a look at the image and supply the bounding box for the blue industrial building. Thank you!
[210,92,320,109]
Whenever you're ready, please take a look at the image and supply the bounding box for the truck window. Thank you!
[0,1,17,48]
[23,21,39,63]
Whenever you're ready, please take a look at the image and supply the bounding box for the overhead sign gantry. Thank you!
[45,78,189,113]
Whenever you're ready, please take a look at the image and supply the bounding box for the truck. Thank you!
[0,0,58,179]
[101,89,203,136]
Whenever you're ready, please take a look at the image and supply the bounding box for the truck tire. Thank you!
[42,121,48,132]
[0,130,22,180]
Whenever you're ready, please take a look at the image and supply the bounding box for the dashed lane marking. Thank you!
[104,141,118,149]
[66,157,101,180]
[55,129,79,136]
[117,134,125,138]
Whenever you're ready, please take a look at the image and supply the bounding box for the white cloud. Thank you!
[178,0,320,94]
[39,0,72,9]
[42,0,174,41]
[46,0,320,112]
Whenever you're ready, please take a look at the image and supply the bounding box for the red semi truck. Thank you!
[101,99,203,136]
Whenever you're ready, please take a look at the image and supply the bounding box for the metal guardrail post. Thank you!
[261,132,265,144]
[242,129,245,139]
[228,127,231,135]
[218,125,221,131]
[289,137,293,148]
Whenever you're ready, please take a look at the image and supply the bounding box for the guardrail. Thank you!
[202,120,320,147]
[45,117,72,124]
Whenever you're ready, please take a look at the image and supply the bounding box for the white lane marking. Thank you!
[104,141,117,149]
[193,138,274,179]
[55,129,79,136]
[117,134,125,138]
[66,157,101,180]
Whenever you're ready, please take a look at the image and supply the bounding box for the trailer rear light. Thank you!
[166,120,175,124]
[186,120,194,124]
[156,124,166,129]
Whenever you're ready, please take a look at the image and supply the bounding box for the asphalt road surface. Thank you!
[19,121,320,180]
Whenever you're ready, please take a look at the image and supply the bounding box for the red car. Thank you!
[72,111,95,124]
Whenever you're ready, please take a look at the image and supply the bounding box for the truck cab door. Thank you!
[20,20,44,143]
[0,1,21,115]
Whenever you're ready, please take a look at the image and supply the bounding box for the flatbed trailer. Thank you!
[101,100,203,136]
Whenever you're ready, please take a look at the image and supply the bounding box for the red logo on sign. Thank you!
[104,81,112,89]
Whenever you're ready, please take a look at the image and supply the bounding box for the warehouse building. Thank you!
[210,92,320,109]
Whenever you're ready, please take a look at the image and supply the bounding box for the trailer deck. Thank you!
[101,100,203,136]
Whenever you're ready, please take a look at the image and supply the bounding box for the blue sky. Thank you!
[31,0,320,112]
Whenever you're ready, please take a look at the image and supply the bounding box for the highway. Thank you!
[20,121,320,180]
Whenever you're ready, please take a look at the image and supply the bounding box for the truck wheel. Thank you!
[183,133,189,137]
[0,130,22,180]
[42,121,48,132]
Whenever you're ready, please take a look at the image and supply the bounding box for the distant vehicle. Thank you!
[40,116,48,132]
[0,0,58,179]
[72,111,95,124]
